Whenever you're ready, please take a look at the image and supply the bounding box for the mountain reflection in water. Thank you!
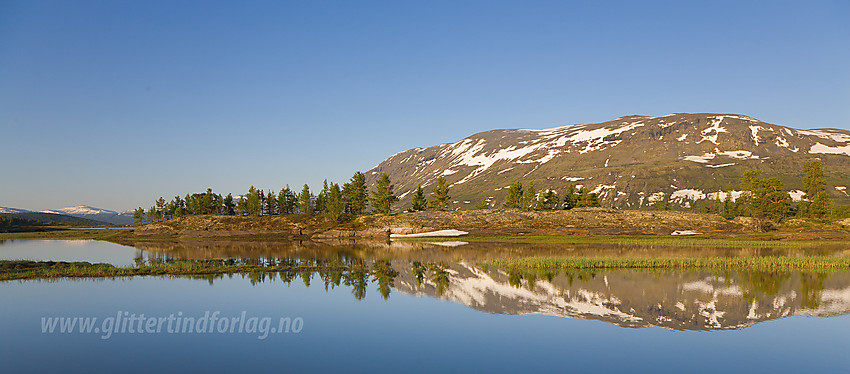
[131,240,850,331]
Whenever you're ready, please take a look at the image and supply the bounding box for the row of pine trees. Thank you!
[134,161,836,224]
[658,161,835,222]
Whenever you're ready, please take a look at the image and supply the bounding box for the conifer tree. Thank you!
[266,189,277,215]
[245,186,261,216]
[541,190,558,210]
[504,181,523,209]
[800,160,832,220]
[343,172,368,215]
[522,181,537,210]
[155,197,166,216]
[722,182,736,218]
[148,206,159,222]
[740,169,791,221]
[298,184,313,215]
[326,182,345,220]
[410,184,427,212]
[222,193,234,215]
[133,207,145,224]
[278,185,296,214]
[563,185,577,210]
[370,172,398,214]
[429,176,451,211]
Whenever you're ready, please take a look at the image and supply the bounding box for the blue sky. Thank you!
[1,0,848,211]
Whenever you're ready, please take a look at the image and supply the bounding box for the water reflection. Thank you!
[5,239,849,331]
[125,238,850,331]
[392,263,850,330]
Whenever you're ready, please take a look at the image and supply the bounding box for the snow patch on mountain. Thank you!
[809,143,850,156]
[671,189,706,201]
[749,125,764,146]
[698,117,728,145]
[797,130,850,143]
[683,153,716,163]
[788,190,805,202]
[705,163,735,168]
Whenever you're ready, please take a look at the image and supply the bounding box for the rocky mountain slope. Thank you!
[367,113,850,210]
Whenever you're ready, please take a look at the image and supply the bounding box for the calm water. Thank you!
[1,239,849,372]
[0,239,141,266]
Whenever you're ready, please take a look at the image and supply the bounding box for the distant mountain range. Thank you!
[0,205,134,225]
[367,113,850,210]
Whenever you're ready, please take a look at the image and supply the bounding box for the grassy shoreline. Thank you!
[4,253,850,281]
[0,260,353,281]
[401,234,850,248]
[488,256,850,272]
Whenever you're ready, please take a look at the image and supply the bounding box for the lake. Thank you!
[1,239,848,372]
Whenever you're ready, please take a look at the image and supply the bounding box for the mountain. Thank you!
[40,206,135,225]
[367,113,850,210]
[0,212,108,226]
[0,207,32,214]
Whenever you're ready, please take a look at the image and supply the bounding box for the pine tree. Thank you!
[155,197,166,217]
[521,181,537,210]
[475,197,490,210]
[266,189,277,215]
[410,184,427,212]
[722,182,735,218]
[369,172,398,215]
[223,193,236,215]
[563,185,577,210]
[278,185,296,214]
[801,160,832,220]
[344,172,368,216]
[298,184,313,215]
[258,189,266,215]
[133,207,145,224]
[740,169,791,222]
[148,206,159,222]
[246,186,261,216]
[428,176,450,211]
[315,180,330,214]
[326,182,345,221]
[504,181,523,209]
[541,190,558,210]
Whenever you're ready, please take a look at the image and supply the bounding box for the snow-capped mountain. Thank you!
[0,207,33,214]
[41,206,135,225]
[367,113,850,209]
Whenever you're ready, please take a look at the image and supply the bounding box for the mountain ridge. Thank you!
[366,113,850,210]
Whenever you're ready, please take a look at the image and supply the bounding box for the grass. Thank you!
[403,234,850,248]
[0,260,352,281]
[489,255,850,271]
[0,229,125,241]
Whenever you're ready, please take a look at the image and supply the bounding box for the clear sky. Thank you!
[1,0,848,212]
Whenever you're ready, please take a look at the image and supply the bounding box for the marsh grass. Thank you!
[0,230,124,241]
[407,235,850,248]
[489,256,850,271]
[0,260,352,281]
